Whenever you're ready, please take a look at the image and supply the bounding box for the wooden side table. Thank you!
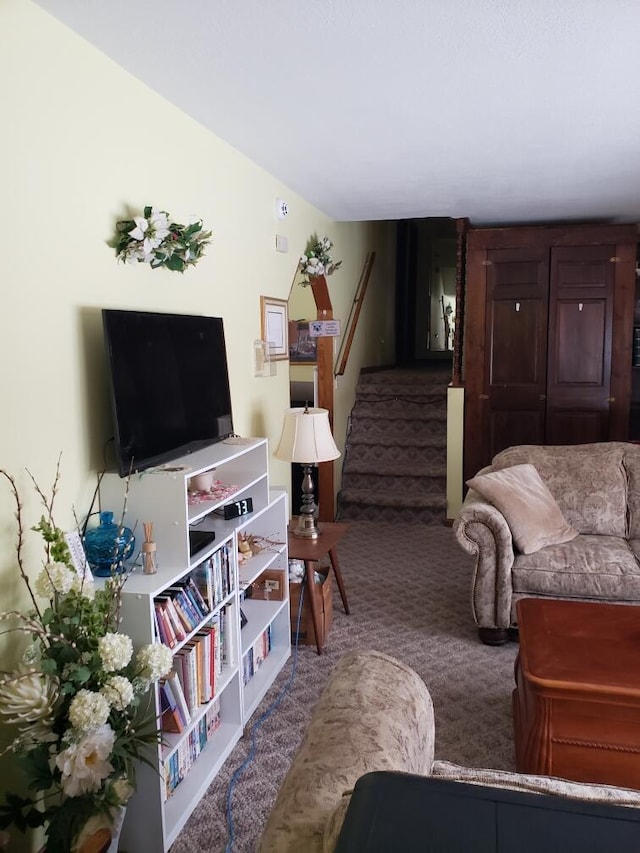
[513,597,640,788]
[287,520,350,654]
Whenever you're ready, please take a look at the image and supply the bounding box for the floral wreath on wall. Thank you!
[298,235,342,285]
[0,463,173,852]
[114,206,212,272]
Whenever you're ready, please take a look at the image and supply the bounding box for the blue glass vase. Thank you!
[84,511,135,577]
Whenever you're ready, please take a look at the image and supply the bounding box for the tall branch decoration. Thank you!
[114,206,212,272]
[0,462,173,852]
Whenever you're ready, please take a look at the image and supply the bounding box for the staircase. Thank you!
[337,367,449,524]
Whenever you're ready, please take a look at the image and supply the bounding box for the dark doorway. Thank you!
[395,218,457,366]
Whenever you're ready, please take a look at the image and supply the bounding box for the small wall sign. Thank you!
[309,320,341,337]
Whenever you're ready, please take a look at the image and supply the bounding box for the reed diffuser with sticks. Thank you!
[142,521,157,574]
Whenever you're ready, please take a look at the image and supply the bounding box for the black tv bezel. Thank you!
[102,308,234,477]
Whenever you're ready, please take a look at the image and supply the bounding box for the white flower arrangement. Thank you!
[114,205,212,272]
[0,463,173,853]
[298,235,342,285]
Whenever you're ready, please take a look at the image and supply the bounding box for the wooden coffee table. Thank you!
[513,598,640,789]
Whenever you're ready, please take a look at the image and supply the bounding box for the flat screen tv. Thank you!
[102,309,234,476]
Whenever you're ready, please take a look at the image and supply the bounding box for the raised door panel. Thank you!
[490,410,546,457]
[485,248,549,462]
[546,246,614,445]
[489,298,545,385]
[546,410,607,445]
[553,300,607,385]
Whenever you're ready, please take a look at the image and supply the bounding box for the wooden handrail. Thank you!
[310,275,335,521]
[334,251,376,376]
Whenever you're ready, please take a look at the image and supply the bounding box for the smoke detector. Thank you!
[275,198,289,220]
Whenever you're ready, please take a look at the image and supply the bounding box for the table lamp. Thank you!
[274,406,341,539]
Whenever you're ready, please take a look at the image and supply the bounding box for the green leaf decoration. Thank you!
[19,747,55,792]
[113,206,212,272]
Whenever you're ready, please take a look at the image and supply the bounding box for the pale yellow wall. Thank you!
[0,0,394,608]
[0,1,394,840]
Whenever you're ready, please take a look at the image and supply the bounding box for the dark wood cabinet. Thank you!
[463,224,637,482]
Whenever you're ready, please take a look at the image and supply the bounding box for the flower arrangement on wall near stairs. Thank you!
[298,235,342,285]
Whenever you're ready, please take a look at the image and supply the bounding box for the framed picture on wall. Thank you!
[260,296,289,361]
[289,320,318,364]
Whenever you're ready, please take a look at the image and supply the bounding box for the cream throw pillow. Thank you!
[466,463,578,554]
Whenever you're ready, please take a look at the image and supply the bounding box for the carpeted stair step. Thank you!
[337,488,447,523]
[358,368,451,387]
[350,402,446,423]
[348,416,447,443]
[341,471,447,494]
[343,444,447,473]
[348,432,447,449]
[355,386,448,403]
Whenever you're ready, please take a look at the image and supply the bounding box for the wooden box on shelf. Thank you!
[249,568,287,601]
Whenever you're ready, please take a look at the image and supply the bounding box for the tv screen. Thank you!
[102,309,234,476]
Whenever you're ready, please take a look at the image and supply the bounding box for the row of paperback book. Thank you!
[193,543,234,609]
[242,625,272,686]
[154,576,211,649]
[160,606,236,731]
[153,544,234,649]
[162,698,221,801]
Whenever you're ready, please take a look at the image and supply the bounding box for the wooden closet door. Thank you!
[463,224,636,483]
[484,248,550,461]
[546,246,615,444]
[464,243,549,481]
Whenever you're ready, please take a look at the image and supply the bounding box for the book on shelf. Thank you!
[243,626,273,686]
[162,697,222,801]
[167,587,201,632]
[156,595,186,642]
[194,544,235,609]
[152,606,162,645]
[195,626,217,702]
[212,615,221,678]
[153,603,173,648]
[166,669,192,727]
[194,634,207,705]
[183,580,206,621]
[193,558,214,611]
[211,550,223,606]
[172,654,190,714]
[160,679,184,734]
[175,641,200,714]
[154,601,178,648]
[187,576,210,616]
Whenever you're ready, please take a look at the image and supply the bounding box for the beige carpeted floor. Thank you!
[169,520,519,852]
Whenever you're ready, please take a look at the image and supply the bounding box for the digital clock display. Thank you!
[223,497,254,520]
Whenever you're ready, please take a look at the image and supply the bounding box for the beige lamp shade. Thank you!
[274,407,340,464]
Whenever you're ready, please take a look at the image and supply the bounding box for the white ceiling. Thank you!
[35,0,640,226]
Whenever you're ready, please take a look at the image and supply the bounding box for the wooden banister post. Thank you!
[310,275,335,521]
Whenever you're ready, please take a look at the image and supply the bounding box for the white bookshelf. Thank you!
[100,437,290,852]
